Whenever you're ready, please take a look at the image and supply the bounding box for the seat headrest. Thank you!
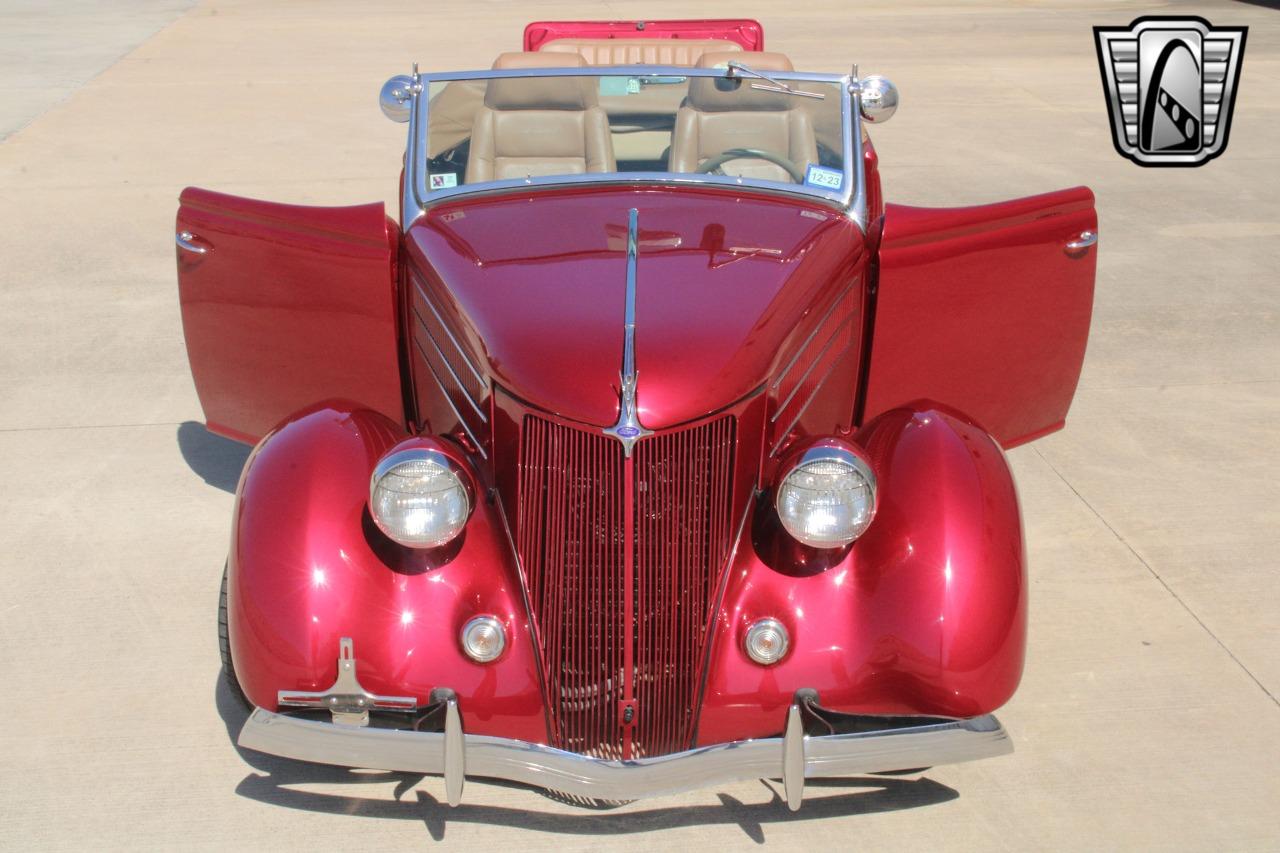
[485,52,596,110]
[688,51,798,112]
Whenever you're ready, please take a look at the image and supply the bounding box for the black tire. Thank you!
[219,563,251,709]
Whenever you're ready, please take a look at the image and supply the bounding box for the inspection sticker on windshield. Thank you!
[429,173,458,190]
[804,165,843,190]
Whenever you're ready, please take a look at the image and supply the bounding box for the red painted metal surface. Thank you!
[524,19,764,52]
[176,188,405,444]
[226,403,546,742]
[697,406,1026,744]
[863,135,884,223]
[193,158,1094,759]
[516,412,737,758]
[405,186,865,431]
[861,187,1098,447]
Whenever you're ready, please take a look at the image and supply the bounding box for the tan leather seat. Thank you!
[669,52,818,184]
[538,38,740,67]
[465,52,616,184]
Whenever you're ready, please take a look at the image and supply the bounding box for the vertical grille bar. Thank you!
[632,415,736,755]
[518,413,735,758]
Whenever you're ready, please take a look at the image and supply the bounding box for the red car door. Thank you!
[860,187,1098,447]
[175,188,405,444]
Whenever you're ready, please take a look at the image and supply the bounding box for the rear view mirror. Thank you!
[380,75,415,123]
[859,75,899,123]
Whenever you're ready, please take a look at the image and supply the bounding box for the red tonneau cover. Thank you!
[524,19,764,52]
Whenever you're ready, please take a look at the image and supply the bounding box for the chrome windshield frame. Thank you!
[400,65,864,232]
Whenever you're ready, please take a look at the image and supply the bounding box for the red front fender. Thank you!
[697,405,1026,745]
[226,402,546,742]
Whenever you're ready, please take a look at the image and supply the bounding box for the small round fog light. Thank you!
[744,618,789,665]
[461,615,505,663]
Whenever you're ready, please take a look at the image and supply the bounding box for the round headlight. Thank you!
[369,448,471,548]
[775,445,876,548]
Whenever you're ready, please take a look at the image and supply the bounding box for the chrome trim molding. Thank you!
[770,289,849,392]
[409,337,489,459]
[422,65,852,84]
[769,351,855,457]
[402,63,425,226]
[410,305,487,423]
[603,208,653,457]
[276,637,417,726]
[410,276,487,390]
[239,702,1012,806]
[847,66,868,231]
[770,312,857,421]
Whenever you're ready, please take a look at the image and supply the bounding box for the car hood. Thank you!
[405,186,866,429]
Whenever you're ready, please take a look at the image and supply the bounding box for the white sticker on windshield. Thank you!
[429,173,458,190]
[804,164,843,190]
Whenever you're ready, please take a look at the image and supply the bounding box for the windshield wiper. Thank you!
[725,61,825,100]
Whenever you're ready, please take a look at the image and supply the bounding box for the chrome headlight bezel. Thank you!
[368,446,473,549]
[774,442,877,549]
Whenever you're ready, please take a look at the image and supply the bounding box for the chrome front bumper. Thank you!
[238,699,1012,810]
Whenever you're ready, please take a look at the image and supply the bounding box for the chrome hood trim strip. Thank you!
[603,208,653,456]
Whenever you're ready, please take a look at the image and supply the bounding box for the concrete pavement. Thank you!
[0,1,1277,849]
[0,0,196,140]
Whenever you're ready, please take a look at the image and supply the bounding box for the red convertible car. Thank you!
[176,19,1097,809]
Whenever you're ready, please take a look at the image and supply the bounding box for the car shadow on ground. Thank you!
[216,676,958,842]
[177,421,251,493]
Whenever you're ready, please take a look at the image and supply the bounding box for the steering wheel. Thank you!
[696,148,806,183]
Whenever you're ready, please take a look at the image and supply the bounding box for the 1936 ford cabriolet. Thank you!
[176,19,1097,809]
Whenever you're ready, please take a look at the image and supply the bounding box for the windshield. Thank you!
[413,67,853,206]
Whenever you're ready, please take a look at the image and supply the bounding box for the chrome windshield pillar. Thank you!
[401,63,426,227]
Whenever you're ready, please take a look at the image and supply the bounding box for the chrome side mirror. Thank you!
[859,75,899,124]
[380,75,415,123]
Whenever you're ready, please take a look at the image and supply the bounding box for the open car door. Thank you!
[860,187,1097,447]
[175,188,405,444]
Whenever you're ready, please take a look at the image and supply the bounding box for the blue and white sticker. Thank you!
[429,172,458,190]
[804,164,843,191]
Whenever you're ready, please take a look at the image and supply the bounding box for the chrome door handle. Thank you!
[176,230,207,254]
[1065,230,1097,251]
